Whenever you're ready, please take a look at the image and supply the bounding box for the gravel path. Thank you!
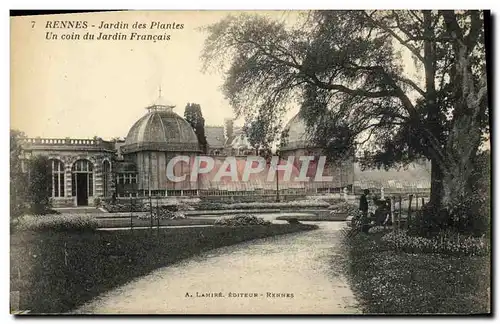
[73,221,359,314]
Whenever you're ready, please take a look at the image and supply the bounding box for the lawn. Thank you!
[96,217,216,228]
[341,230,491,314]
[10,223,317,314]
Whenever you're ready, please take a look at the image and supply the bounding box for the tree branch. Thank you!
[364,11,425,63]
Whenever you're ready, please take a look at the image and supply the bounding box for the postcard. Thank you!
[10,9,491,315]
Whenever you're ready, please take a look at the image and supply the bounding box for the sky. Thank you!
[11,10,303,140]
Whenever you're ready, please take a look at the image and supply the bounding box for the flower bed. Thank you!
[328,201,359,214]
[196,200,330,211]
[214,214,272,226]
[102,202,148,213]
[136,208,186,220]
[341,230,490,314]
[381,230,489,256]
[13,214,98,232]
[367,226,391,234]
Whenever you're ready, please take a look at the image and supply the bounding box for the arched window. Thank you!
[72,159,94,197]
[103,160,111,197]
[50,159,65,197]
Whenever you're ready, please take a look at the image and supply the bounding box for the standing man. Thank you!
[359,189,371,232]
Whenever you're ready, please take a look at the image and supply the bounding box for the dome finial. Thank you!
[146,85,175,112]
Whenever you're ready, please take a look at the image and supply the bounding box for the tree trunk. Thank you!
[423,10,444,211]
[429,157,443,210]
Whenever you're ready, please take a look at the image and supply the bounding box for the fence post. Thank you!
[416,194,419,211]
[149,195,153,230]
[408,194,414,228]
[156,197,160,234]
[64,242,68,266]
[398,195,402,230]
[390,196,395,227]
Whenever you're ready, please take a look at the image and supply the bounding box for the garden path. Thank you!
[73,221,359,314]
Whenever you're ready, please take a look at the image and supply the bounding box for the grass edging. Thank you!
[11,223,317,314]
[276,213,348,222]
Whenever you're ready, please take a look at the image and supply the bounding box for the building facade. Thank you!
[19,96,429,207]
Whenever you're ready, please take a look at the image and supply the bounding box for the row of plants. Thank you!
[214,214,272,226]
[341,229,490,314]
[12,214,99,232]
[328,201,359,215]
[195,199,330,211]
[136,205,187,220]
[102,200,149,213]
[381,229,489,257]
[102,198,331,213]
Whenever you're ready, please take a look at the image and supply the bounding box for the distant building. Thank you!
[19,95,430,207]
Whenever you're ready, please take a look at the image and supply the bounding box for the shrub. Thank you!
[137,206,187,220]
[14,214,98,232]
[381,230,489,256]
[27,156,52,215]
[368,226,391,234]
[409,200,490,238]
[214,214,272,226]
[103,200,148,213]
[93,197,102,208]
[195,201,225,210]
[329,202,359,215]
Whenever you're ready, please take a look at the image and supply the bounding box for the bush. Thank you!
[329,201,359,215]
[407,204,451,236]
[367,226,391,234]
[103,200,148,213]
[14,214,98,232]
[381,230,489,256]
[93,197,102,208]
[137,206,187,220]
[409,200,490,238]
[214,214,272,226]
[27,156,52,215]
[409,152,490,237]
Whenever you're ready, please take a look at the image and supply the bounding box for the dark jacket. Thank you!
[359,194,368,212]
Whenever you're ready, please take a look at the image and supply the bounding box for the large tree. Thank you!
[184,103,209,154]
[201,10,489,219]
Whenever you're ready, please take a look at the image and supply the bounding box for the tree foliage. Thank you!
[184,103,209,153]
[223,118,235,145]
[201,10,489,216]
[242,113,282,153]
[27,155,52,215]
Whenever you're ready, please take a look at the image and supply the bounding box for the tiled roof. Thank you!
[205,126,225,149]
